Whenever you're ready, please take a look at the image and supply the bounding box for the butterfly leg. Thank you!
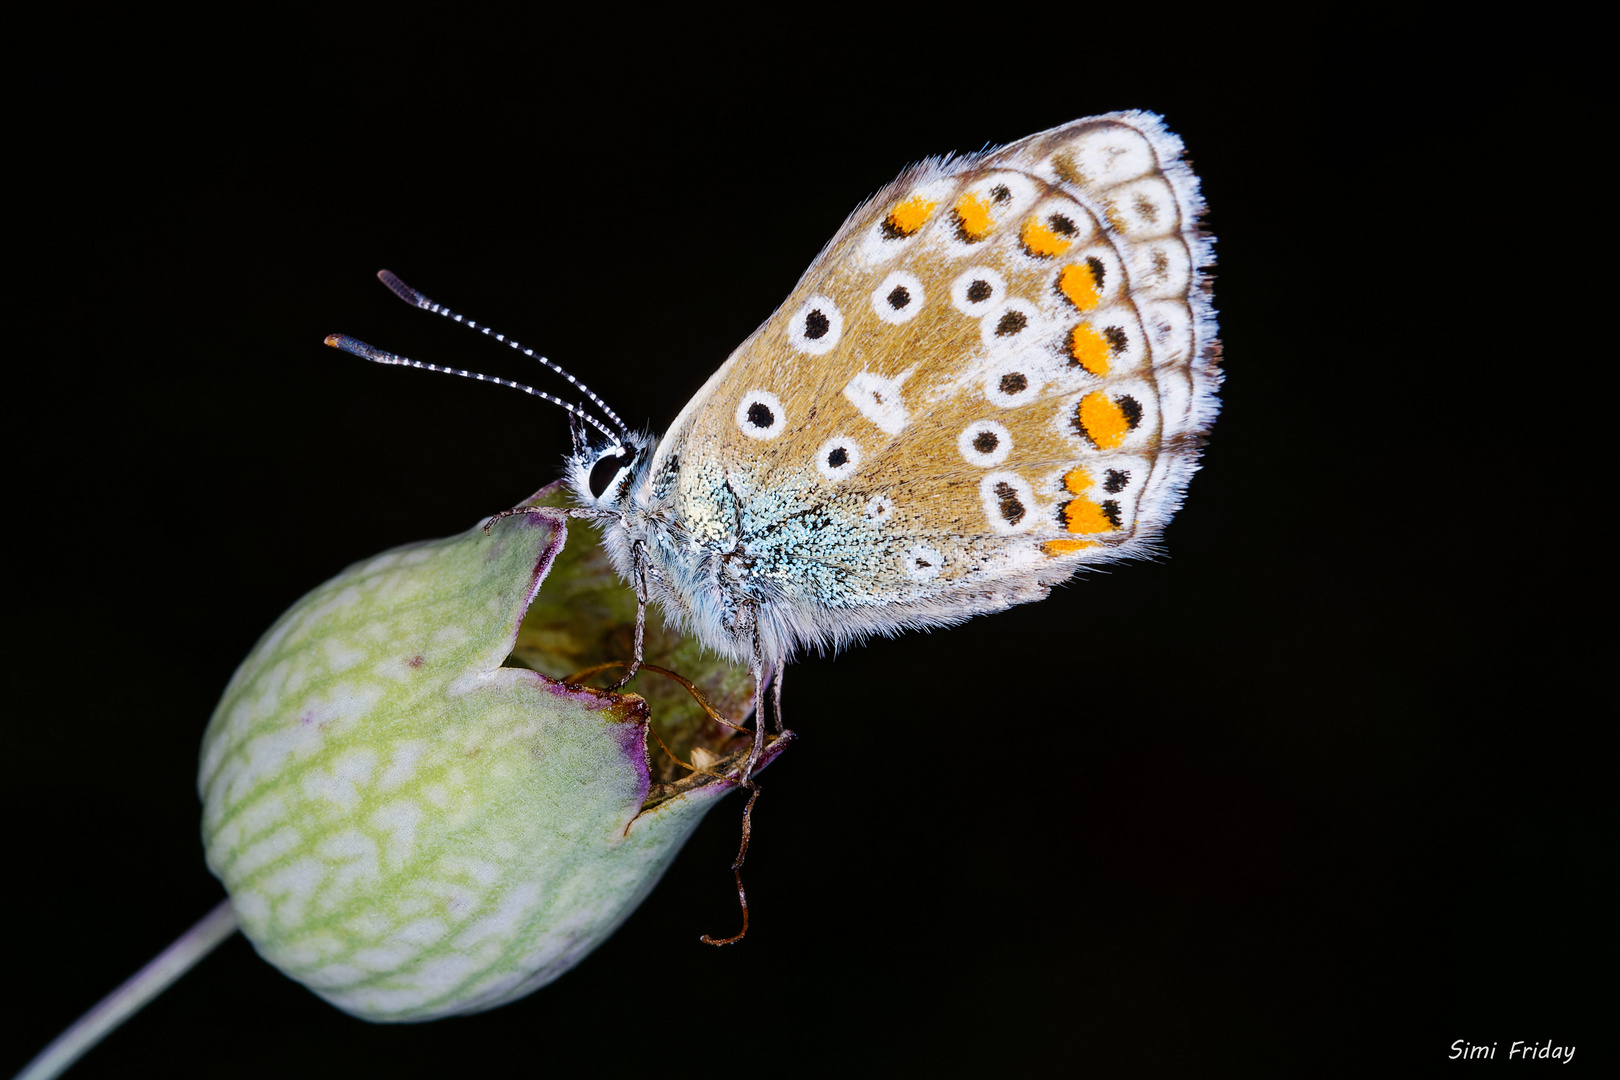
[702,610,766,947]
[770,663,785,734]
[482,501,625,539]
[699,778,759,947]
[607,540,650,691]
[739,607,770,781]
[480,503,573,532]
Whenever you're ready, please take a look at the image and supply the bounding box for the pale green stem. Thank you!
[15,900,238,1080]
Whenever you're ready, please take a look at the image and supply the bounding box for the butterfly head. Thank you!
[566,425,657,514]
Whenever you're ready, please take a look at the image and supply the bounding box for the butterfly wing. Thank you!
[653,112,1218,656]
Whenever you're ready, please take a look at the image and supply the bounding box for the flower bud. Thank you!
[199,488,778,1021]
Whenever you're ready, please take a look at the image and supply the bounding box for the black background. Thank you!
[6,10,1603,1078]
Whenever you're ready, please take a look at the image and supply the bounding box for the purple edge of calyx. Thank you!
[495,502,657,808]
[496,498,789,805]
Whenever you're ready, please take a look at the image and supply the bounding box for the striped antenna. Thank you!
[376,270,630,439]
[325,334,625,447]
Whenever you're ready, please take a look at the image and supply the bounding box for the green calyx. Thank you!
[199,485,777,1021]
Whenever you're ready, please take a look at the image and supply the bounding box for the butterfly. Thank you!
[333,111,1219,778]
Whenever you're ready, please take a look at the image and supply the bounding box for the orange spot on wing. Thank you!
[1064,467,1092,494]
[1044,538,1097,555]
[1063,496,1116,534]
[1020,216,1074,257]
[954,192,993,239]
[1068,323,1111,375]
[1058,263,1101,311]
[886,195,938,236]
[1077,392,1129,449]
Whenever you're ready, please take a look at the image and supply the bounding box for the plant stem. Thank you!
[15,900,238,1080]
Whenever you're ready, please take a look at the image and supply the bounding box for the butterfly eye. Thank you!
[587,446,635,500]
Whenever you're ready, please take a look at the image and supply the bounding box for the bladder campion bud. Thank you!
[199,489,779,1021]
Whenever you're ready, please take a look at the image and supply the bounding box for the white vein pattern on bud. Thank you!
[199,522,730,1020]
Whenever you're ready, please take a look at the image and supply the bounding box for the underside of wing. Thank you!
[660,112,1220,650]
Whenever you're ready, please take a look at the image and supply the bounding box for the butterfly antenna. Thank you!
[325,334,624,446]
[376,270,631,440]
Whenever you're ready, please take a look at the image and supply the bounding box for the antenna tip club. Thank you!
[325,334,383,361]
[377,269,426,307]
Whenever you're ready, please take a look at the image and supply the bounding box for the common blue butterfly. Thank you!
[334,111,1219,777]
